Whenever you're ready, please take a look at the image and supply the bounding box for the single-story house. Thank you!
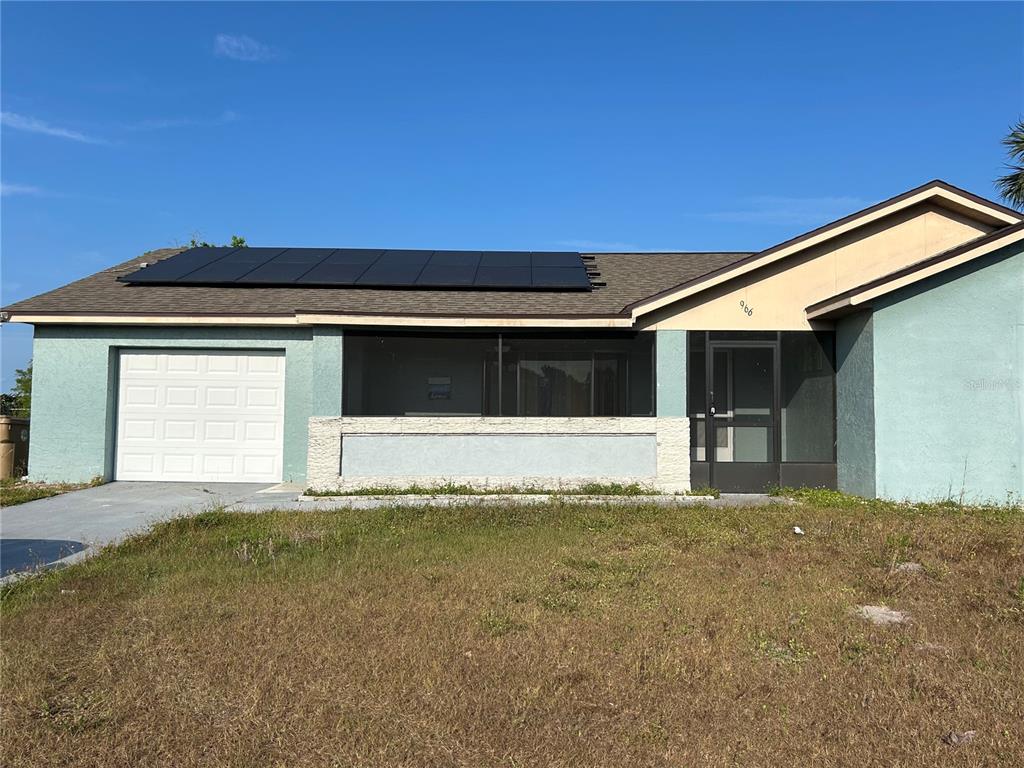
[2,180,1021,500]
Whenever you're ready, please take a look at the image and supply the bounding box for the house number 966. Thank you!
[740,300,754,317]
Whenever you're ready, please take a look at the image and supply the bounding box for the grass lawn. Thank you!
[1,492,1021,766]
[0,478,99,507]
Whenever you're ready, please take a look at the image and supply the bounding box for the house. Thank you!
[2,180,1022,500]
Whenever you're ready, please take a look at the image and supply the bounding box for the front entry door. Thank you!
[707,341,779,492]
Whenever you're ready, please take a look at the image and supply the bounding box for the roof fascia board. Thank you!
[4,312,635,329]
[805,223,1024,320]
[296,313,634,328]
[628,182,1021,320]
[2,314,301,326]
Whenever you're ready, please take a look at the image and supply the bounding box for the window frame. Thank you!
[341,329,656,418]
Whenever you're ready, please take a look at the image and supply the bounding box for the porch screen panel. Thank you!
[343,332,655,417]
[780,332,836,462]
[500,334,654,417]
[687,331,707,460]
[343,333,498,416]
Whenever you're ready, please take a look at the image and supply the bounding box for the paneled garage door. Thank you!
[115,350,286,482]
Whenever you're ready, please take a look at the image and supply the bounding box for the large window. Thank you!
[343,332,655,417]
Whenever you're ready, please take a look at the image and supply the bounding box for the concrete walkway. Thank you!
[0,482,291,578]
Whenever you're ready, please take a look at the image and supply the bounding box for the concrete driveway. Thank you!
[0,482,298,578]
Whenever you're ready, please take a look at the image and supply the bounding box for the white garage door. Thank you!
[115,350,286,482]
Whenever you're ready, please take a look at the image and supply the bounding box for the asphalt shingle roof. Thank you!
[3,248,752,318]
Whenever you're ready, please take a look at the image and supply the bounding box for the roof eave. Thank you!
[804,220,1024,321]
[1,310,636,329]
[627,180,1023,320]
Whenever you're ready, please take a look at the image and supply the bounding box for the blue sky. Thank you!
[2,1,1021,389]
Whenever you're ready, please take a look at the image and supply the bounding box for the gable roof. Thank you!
[1,248,750,326]
[805,220,1024,319]
[3,179,1018,328]
[625,179,1022,320]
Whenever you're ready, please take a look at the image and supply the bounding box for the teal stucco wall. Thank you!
[870,244,1023,501]
[656,330,686,417]
[835,312,876,497]
[27,325,344,484]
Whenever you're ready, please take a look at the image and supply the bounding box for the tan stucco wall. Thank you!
[640,203,993,331]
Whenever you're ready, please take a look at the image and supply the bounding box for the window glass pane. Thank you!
[628,335,655,416]
[343,333,496,416]
[519,354,591,416]
[501,333,654,416]
[713,347,773,420]
[711,420,774,462]
[594,353,627,416]
[780,332,835,462]
[690,419,706,462]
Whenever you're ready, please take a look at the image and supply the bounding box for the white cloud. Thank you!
[0,111,105,144]
[1,182,44,197]
[692,196,872,227]
[213,33,278,62]
[124,110,240,131]
[556,239,642,251]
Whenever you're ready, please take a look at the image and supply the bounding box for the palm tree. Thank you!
[996,119,1024,210]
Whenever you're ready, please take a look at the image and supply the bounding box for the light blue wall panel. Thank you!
[835,311,876,497]
[341,433,658,478]
[871,245,1023,501]
[28,325,344,484]
[312,327,344,417]
[656,330,687,417]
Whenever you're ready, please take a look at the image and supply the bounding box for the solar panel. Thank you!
[430,250,482,267]
[475,266,532,288]
[417,264,478,287]
[357,250,431,286]
[119,247,594,291]
[532,267,593,289]
[479,251,530,267]
[239,248,334,284]
[295,250,383,285]
[184,248,284,282]
[122,247,230,282]
[532,252,580,268]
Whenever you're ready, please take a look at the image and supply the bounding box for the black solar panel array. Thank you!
[120,247,596,291]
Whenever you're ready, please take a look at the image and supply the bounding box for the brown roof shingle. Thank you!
[3,248,751,319]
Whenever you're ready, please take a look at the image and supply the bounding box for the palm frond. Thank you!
[996,163,1024,210]
[1002,119,1024,163]
[996,119,1024,210]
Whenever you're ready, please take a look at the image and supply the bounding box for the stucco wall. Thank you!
[307,416,689,492]
[342,434,657,478]
[656,330,686,417]
[27,325,344,484]
[835,312,876,497]
[640,204,993,332]
[871,244,1023,501]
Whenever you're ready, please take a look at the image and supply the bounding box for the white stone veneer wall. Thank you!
[306,416,690,493]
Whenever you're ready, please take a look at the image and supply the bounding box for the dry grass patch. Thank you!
[1,499,1022,766]
[0,477,102,507]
